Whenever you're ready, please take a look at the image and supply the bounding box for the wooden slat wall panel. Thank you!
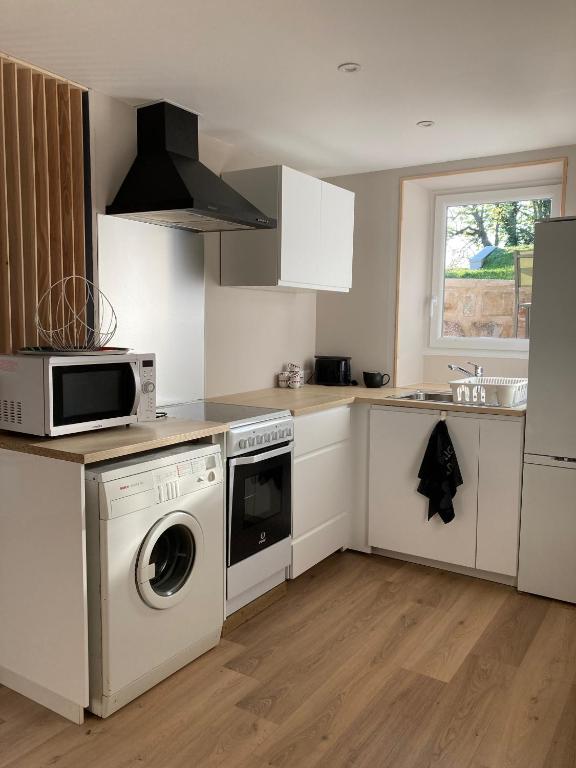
[0,64,11,352]
[0,55,87,353]
[17,67,38,345]
[32,73,51,336]
[2,60,25,350]
[57,83,76,345]
[70,87,85,345]
[44,77,63,333]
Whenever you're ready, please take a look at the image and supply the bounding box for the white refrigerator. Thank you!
[518,217,576,603]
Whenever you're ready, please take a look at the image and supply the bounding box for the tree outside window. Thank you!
[431,186,560,350]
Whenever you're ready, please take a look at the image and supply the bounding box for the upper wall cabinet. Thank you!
[220,165,354,292]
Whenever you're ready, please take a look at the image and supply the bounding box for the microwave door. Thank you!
[48,361,139,436]
[228,444,293,567]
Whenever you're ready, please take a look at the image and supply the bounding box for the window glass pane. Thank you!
[442,198,550,340]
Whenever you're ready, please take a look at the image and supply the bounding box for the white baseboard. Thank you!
[0,665,85,724]
[372,547,517,586]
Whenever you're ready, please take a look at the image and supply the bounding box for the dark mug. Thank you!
[363,371,391,388]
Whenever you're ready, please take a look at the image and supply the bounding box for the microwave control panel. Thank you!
[138,356,157,421]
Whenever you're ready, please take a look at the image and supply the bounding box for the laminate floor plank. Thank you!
[253,600,439,767]
[227,554,401,680]
[471,591,549,667]
[0,552,573,768]
[311,668,445,768]
[469,603,576,768]
[400,653,517,768]
[235,576,401,722]
[402,578,509,682]
[2,639,246,768]
[227,551,402,649]
[543,684,576,768]
[0,687,71,767]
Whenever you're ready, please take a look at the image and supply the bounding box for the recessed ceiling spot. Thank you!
[337,62,361,73]
[416,120,435,128]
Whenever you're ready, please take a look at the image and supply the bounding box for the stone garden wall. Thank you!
[444,279,530,338]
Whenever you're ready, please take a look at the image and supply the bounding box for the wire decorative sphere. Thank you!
[36,276,118,351]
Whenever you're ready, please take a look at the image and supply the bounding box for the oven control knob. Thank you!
[142,381,155,394]
[272,431,278,440]
[264,433,270,443]
[239,439,247,449]
[248,437,255,447]
[207,471,216,482]
[256,435,263,444]
[279,429,285,438]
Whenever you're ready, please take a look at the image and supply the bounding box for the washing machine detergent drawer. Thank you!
[99,484,224,695]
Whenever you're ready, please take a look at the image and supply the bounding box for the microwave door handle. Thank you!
[131,364,142,416]
[230,444,293,466]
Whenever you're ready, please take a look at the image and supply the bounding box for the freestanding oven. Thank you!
[226,412,293,615]
[162,401,294,616]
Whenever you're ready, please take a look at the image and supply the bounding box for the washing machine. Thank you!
[85,443,224,717]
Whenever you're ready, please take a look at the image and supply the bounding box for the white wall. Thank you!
[317,146,576,386]
[97,215,205,405]
[395,182,431,385]
[199,138,317,398]
[89,91,317,399]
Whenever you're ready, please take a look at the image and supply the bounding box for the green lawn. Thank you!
[445,246,531,280]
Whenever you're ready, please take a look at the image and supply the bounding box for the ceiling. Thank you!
[1,0,575,177]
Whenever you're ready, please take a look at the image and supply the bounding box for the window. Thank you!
[430,185,561,352]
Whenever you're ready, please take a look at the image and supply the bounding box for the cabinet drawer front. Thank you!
[294,406,351,457]
[368,409,479,567]
[293,441,351,538]
[291,513,350,579]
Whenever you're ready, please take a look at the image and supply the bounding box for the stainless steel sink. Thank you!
[397,391,454,403]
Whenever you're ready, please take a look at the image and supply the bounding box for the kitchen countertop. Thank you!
[0,418,229,465]
[0,383,525,465]
[209,384,527,418]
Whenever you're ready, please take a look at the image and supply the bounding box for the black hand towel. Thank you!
[417,420,463,524]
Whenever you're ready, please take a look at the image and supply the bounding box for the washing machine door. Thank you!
[136,511,204,610]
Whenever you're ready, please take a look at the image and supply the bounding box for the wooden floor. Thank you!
[1,552,575,768]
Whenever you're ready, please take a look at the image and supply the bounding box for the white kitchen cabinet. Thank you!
[369,408,479,567]
[476,417,524,576]
[290,406,352,578]
[319,181,355,290]
[221,165,354,292]
[279,168,322,286]
[368,407,524,576]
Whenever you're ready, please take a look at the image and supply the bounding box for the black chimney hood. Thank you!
[106,101,276,233]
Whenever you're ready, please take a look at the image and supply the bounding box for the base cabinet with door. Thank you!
[368,406,524,577]
[290,406,352,578]
[221,165,354,292]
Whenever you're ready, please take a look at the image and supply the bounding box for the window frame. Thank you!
[429,184,562,353]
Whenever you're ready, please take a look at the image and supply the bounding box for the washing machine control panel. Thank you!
[100,449,223,518]
[153,453,222,503]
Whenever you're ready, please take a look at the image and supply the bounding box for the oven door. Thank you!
[228,444,292,567]
[49,360,140,435]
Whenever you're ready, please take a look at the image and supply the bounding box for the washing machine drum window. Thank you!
[136,511,204,610]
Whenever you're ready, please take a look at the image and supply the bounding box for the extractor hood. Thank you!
[106,101,276,233]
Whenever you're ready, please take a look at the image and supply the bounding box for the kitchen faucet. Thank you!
[448,362,484,377]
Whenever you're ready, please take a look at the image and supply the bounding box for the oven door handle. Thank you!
[229,443,293,466]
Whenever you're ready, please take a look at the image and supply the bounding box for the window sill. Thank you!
[425,344,529,359]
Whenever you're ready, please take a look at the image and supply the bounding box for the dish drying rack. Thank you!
[450,377,528,408]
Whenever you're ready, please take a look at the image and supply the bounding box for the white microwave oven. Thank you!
[0,353,157,436]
